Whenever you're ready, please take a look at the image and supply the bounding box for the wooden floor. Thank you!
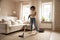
[50,31,60,40]
[0,30,60,40]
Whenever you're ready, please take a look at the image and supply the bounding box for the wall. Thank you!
[0,0,1,14]
[15,2,20,19]
[54,0,60,30]
[0,0,16,16]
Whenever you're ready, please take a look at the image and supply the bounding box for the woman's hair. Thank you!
[30,6,35,10]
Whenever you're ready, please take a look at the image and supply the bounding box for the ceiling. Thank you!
[13,0,31,2]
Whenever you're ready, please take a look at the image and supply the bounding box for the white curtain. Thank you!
[20,3,31,22]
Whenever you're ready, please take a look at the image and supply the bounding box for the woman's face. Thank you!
[31,8,35,11]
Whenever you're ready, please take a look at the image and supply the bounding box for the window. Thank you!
[39,2,52,22]
[20,4,30,22]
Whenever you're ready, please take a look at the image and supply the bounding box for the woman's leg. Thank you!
[33,18,38,31]
[30,18,33,31]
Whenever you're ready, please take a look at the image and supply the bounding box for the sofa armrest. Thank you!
[0,24,9,33]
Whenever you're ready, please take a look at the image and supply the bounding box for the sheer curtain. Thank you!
[22,5,30,21]
[20,3,31,22]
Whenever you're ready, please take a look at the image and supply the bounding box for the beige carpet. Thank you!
[0,30,51,40]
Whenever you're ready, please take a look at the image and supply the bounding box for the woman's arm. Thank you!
[28,15,30,19]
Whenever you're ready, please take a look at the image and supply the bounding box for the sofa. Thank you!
[0,23,23,34]
[0,16,24,34]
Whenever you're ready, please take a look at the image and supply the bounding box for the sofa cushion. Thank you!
[11,20,18,25]
[11,21,15,25]
[16,20,23,24]
[4,16,17,25]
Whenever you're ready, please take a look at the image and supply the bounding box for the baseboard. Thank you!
[43,28,52,30]
[27,28,52,30]
[54,28,60,31]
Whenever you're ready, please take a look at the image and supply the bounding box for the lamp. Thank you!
[12,10,16,17]
[13,10,16,14]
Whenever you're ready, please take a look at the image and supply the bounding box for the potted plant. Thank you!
[42,16,45,22]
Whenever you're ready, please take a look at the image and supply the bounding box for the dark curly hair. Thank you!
[30,6,35,10]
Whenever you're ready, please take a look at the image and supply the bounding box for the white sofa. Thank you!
[0,16,24,34]
[0,23,23,34]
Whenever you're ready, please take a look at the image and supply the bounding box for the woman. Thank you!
[28,6,39,32]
